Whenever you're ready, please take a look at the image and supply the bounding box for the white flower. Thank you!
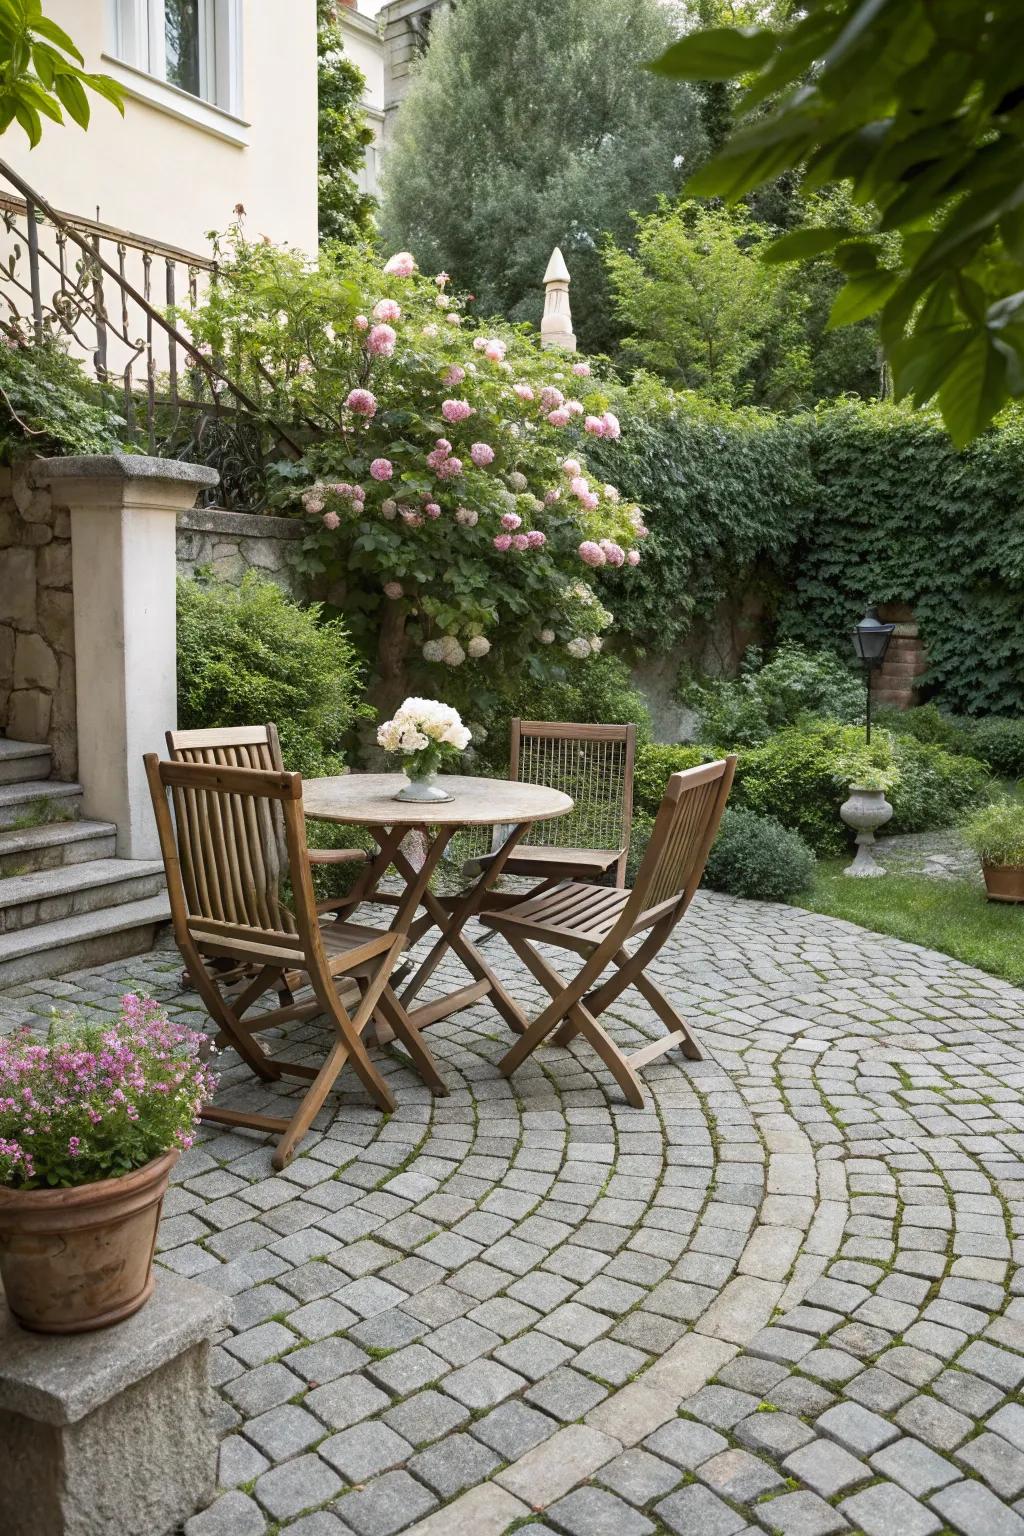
[422,640,444,662]
[590,636,603,653]
[467,635,491,659]
[540,628,555,645]
[567,637,591,659]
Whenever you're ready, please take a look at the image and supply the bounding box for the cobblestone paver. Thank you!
[4,890,1024,1535]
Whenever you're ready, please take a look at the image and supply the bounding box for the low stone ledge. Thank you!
[178,506,304,539]
[0,1272,231,1536]
[31,454,220,489]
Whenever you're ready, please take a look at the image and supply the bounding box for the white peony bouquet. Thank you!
[377,697,472,784]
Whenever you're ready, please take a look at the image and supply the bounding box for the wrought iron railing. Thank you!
[0,160,295,509]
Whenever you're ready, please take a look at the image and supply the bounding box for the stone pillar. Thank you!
[32,456,219,859]
[0,1272,230,1536]
[541,246,577,352]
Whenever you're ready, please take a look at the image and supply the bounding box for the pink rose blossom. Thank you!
[584,414,606,437]
[540,386,565,410]
[562,458,582,476]
[435,271,450,287]
[352,484,366,501]
[470,442,495,467]
[544,488,561,505]
[443,365,466,386]
[493,533,513,551]
[603,485,620,502]
[570,476,589,497]
[580,490,600,511]
[304,494,325,515]
[426,447,448,470]
[573,362,592,376]
[370,458,394,481]
[383,580,404,599]
[484,338,506,362]
[626,548,641,566]
[635,522,649,539]
[383,251,416,277]
[446,313,463,325]
[473,336,489,351]
[501,512,522,531]
[346,388,377,417]
[566,400,584,416]
[323,510,340,530]
[367,323,397,357]
[354,314,369,331]
[373,298,402,323]
[438,457,463,479]
[401,509,423,526]
[579,540,606,567]
[514,383,535,401]
[425,502,442,518]
[526,529,546,549]
[441,398,474,423]
[602,411,621,440]
[512,532,530,551]
[422,323,439,337]
[600,540,626,567]
[455,506,479,526]
[547,408,571,427]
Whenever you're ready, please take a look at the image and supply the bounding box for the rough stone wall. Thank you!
[0,466,76,777]
[176,507,306,598]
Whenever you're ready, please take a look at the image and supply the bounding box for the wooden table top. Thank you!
[303,774,573,827]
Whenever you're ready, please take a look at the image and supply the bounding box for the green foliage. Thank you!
[795,866,1024,990]
[317,0,376,244]
[961,718,1024,780]
[175,571,368,779]
[586,376,811,653]
[184,232,644,703]
[378,0,705,355]
[775,400,1024,715]
[962,797,1024,867]
[0,338,127,460]
[633,742,714,819]
[652,0,1024,447]
[874,703,973,755]
[733,721,990,855]
[703,806,815,902]
[0,0,122,143]
[688,642,864,746]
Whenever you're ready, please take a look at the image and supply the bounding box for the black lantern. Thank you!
[851,606,895,742]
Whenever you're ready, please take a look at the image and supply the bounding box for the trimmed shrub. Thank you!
[633,742,714,819]
[874,703,973,754]
[733,721,992,855]
[176,571,368,779]
[961,718,1024,779]
[687,642,865,747]
[962,798,1024,866]
[703,808,816,902]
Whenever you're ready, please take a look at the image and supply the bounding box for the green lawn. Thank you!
[792,864,1024,989]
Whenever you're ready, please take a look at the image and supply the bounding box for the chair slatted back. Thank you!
[628,757,736,926]
[146,757,318,960]
[166,725,289,916]
[511,720,636,857]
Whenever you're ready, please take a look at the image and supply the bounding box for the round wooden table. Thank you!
[303,774,573,1035]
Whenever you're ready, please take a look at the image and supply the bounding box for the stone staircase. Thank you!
[0,738,169,985]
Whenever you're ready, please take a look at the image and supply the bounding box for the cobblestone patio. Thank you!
[4,890,1024,1536]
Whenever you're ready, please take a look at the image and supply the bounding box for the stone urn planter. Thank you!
[0,1148,178,1333]
[840,784,893,877]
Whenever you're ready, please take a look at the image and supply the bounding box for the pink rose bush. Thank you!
[184,236,645,679]
[0,996,217,1190]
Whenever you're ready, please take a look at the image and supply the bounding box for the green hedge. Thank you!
[704,808,816,902]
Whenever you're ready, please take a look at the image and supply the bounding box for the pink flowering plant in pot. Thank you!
[0,995,217,1333]
[182,228,647,721]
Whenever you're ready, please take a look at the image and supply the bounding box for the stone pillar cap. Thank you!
[0,1271,231,1424]
[543,246,571,285]
[31,454,220,488]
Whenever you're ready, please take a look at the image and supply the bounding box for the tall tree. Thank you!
[379,0,705,353]
[317,0,376,245]
[653,0,1024,446]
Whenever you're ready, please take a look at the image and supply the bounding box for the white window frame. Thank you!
[105,0,246,141]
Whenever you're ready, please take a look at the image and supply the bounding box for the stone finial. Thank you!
[541,246,577,353]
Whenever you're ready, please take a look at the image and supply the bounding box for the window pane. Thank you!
[165,0,203,97]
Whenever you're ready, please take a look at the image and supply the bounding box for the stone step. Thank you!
[0,737,53,786]
[0,819,118,878]
[0,779,82,830]
[0,894,171,985]
[0,859,166,934]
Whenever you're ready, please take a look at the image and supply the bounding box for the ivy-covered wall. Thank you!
[607,390,1024,719]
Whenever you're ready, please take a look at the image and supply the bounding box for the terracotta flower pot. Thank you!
[981,862,1024,903]
[0,1147,178,1334]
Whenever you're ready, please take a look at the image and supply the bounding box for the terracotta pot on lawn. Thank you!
[0,1148,178,1333]
[981,862,1024,903]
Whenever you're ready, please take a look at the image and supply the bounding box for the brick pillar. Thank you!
[873,603,926,709]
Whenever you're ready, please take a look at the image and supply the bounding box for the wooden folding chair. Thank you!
[145,755,447,1169]
[465,722,637,940]
[480,758,736,1108]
